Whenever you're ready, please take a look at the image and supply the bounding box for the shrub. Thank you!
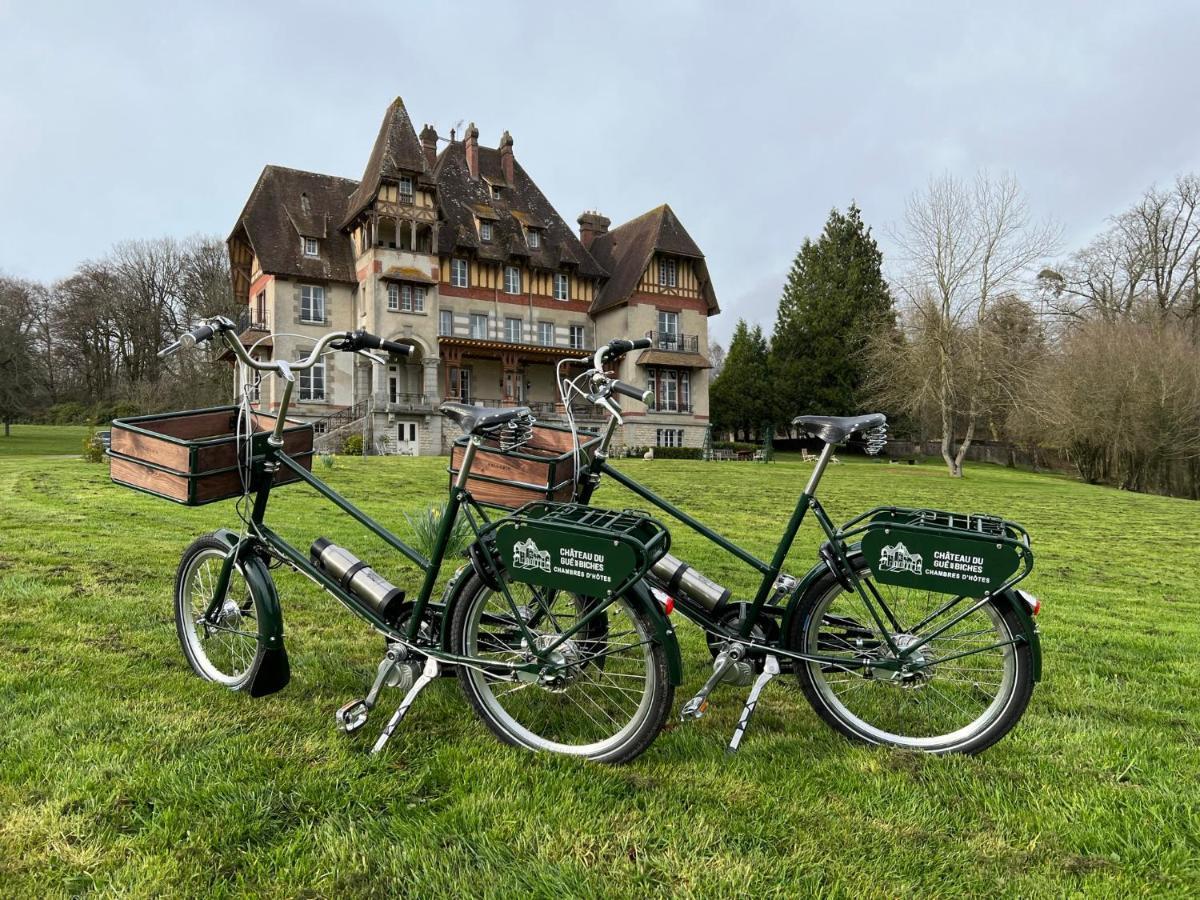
[48,402,90,425]
[405,503,472,560]
[317,452,336,470]
[341,434,364,456]
[81,431,105,463]
[647,446,704,460]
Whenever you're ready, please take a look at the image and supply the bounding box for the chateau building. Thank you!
[227,97,718,454]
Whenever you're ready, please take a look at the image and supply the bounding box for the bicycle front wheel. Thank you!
[174,533,268,690]
[450,571,673,763]
[789,555,1034,754]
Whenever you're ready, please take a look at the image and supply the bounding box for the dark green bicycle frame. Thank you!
[203,416,1032,681]
[559,434,1037,674]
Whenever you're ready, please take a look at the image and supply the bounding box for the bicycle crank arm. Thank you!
[336,648,408,734]
[371,656,440,754]
[727,656,781,754]
[681,648,740,720]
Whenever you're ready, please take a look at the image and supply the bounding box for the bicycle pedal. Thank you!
[681,698,708,720]
[336,699,370,733]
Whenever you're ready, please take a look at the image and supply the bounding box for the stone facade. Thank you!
[227,97,720,454]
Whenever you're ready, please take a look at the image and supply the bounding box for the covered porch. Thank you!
[437,337,598,420]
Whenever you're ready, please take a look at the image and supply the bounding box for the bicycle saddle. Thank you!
[792,413,886,444]
[440,402,532,436]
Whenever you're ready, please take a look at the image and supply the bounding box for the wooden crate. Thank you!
[109,406,314,506]
[448,424,601,509]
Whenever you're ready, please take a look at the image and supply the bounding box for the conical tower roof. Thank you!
[343,96,427,226]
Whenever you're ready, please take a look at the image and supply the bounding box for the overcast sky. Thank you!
[3,1,1198,343]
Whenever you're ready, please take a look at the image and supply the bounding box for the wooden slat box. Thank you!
[448,423,601,509]
[109,406,314,506]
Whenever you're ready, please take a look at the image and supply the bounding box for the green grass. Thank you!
[1,446,1198,897]
[0,423,93,457]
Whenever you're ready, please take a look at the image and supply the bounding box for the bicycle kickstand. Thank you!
[371,656,440,755]
[727,656,781,754]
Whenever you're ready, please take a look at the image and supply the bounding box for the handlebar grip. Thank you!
[380,338,413,357]
[600,337,651,362]
[349,329,412,356]
[612,380,654,407]
[158,322,218,358]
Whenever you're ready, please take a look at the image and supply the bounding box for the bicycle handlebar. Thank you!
[339,329,413,357]
[592,337,652,370]
[611,379,654,407]
[158,322,220,359]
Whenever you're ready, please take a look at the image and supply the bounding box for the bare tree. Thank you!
[1020,320,1200,495]
[0,276,41,435]
[1040,174,1200,330]
[886,172,1060,476]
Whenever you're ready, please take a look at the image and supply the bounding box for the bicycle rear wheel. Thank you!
[450,571,672,763]
[789,554,1034,754]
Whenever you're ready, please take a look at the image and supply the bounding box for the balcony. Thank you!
[645,331,700,353]
[450,397,604,421]
[654,402,694,414]
[374,391,436,413]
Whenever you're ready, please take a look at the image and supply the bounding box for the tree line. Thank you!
[711,174,1200,499]
[0,236,241,433]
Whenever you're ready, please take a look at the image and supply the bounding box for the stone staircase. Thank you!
[312,397,373,454]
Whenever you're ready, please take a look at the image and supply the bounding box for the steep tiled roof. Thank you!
[229,166,359,284]
[589,204,718,314]
[342,97,428,227]
[432,141,605,279]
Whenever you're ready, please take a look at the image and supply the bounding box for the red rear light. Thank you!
[650,587,675,615]
[1017,590,1041,616]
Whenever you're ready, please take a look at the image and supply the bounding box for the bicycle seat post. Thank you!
[803,442,838,498]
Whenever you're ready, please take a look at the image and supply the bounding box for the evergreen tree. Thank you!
[770,204,894,426]
[710,319,770,441]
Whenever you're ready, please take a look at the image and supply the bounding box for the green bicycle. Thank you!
[110,317,1041,762]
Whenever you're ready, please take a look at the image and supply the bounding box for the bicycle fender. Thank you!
[212,528,290,696]
[627,580,683,686]
[996,588,1043,682]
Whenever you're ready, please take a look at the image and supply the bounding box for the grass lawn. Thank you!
[0,423,94,457]
[1,445,1198,896]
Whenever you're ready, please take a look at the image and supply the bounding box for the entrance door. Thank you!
[396,420,420,455]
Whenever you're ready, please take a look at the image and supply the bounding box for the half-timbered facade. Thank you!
[227,96,719,454]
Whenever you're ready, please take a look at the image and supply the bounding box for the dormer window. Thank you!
[303,237,319,258]
[480,221,493,243]
[526,228,540,249]
[491,184,503,200]
[658,257,677,287]
[398,175,414,203]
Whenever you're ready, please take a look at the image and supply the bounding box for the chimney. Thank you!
[499,130,514,184]
[577,211,610,249]
[464,122,480,180]
[419,123,438,169]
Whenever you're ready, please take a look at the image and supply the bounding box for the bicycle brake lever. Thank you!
[356,350,388,366]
